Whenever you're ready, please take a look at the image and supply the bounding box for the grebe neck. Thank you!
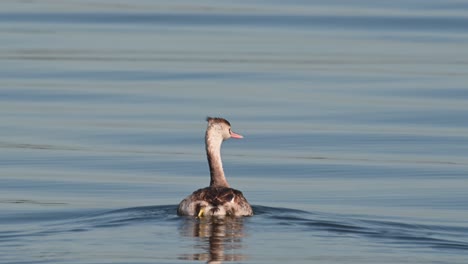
[206,131,230,188]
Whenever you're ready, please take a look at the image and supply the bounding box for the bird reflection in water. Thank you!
[179,216,247,263]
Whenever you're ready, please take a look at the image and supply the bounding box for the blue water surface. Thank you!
[1,0,468,263]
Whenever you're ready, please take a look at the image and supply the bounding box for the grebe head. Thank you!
[206,117,243,141]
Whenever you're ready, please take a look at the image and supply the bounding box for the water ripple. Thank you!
[1,204,467,261]
[0,12,467,32]
[70,205,468,251]
[253,205,468,251]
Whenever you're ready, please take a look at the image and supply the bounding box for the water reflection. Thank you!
[179,216,247,263]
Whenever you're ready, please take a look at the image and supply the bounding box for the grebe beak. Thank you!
[230,131,243,139]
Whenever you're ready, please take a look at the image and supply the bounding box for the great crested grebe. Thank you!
[177,117,253,217]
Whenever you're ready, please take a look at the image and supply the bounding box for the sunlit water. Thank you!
[1,0,468,263]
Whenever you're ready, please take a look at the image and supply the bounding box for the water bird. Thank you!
[178,117,253,217]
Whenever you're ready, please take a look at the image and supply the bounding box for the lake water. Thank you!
[1,0,468,263]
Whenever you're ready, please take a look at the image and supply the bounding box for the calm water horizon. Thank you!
[1,0,468,263]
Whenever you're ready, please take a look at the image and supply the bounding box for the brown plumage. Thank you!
[177,117,253,217]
